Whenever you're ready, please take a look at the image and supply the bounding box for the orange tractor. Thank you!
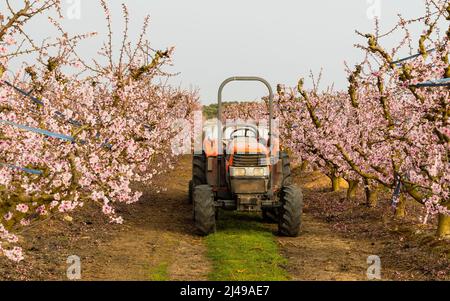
[189,77,303,236]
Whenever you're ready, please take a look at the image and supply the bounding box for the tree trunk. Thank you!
[394,194,406,218]
[437,203,450,238]
[300,161,309,172]
[0,64,5,78]
[331,175,344,192]
[364,178,377,208]
[346,180,358,200]
[367,189,378,208]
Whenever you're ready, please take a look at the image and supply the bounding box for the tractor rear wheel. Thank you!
[263,152,292,223]
[278,185,303,237]
[280,152,292,186]
[193,155,207,185]
[193,185,216,236]
[189,155,207,204]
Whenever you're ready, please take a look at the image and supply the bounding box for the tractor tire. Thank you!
[190,154,206,204]
[263,153,292,223]
[280,152,292,186]
[188,180,194,204]
[192,155,207,186]
[194,185,216,236]
[278,185,303,237]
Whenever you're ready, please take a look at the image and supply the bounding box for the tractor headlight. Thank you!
[230,167,269,177]
[230,167,246,177]
[253,167,267,177]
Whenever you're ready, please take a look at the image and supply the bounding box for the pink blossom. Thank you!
[20,219,30,226]
[4,36,16,46]
[102,204,114,215]
[15,204,29,213]
[49,201,59,209]
[36,205,48,216]
[3,212,13,221]
[110,216,124,224]
[3,247,24,262]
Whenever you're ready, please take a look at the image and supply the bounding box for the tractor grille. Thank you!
[232,153,268,167]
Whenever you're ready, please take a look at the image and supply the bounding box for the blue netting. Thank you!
[414,78,450,87]
[1,119,75,142]
[0,163,43,175]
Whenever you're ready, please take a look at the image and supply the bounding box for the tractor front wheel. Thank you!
[278,185,303,237]
[193,185,216,236]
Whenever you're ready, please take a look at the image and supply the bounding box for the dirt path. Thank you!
[0,156,211,280]
[277,171,376,280]
[78,156,380,281]
[281,169,449,281]
[81,157,211,280]
[278,214,375,280]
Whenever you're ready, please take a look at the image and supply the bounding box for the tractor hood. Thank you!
[227,137,269,155]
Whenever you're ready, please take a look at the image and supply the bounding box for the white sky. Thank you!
[3,0,434,104]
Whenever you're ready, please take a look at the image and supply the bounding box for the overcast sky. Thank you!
[4,0,433,104]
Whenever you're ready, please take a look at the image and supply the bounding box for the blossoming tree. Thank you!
[0,0,199,261]
[278,0,449,237]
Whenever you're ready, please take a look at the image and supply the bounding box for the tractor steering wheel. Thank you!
[230,128,258,139]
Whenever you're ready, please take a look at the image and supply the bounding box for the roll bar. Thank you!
[217,76,274,154]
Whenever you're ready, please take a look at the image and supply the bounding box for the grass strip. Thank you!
[206,211,288,281]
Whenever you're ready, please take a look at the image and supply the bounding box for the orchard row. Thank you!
[0,1,199,261]
[224,0,449,237]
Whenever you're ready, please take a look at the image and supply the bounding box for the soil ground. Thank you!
[0,156,448,280]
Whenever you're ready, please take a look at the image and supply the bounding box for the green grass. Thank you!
[205,211,288,281]
[149,262,169,281]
